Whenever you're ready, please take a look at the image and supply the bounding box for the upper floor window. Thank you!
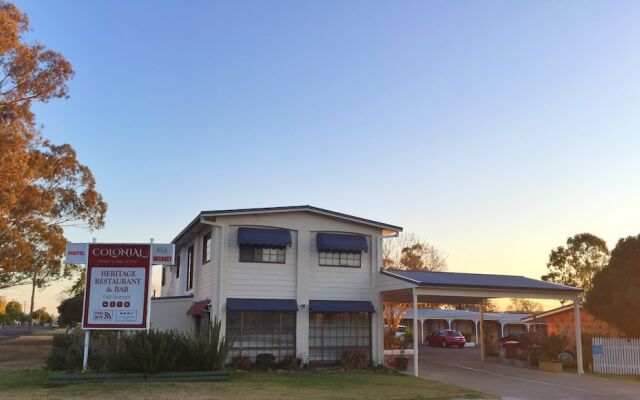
[319,251,361,267]
[316,233,367,268]
[239,246,286,264]
[175,254,180,278]
[161,266,167,286]
[202,231,212,264]
[186,245,194,291]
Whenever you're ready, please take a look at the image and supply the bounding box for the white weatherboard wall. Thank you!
[149,297,194,333]
[157,210,389,364]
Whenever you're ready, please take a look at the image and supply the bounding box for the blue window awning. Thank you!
[309,300,375,313]
[316,233,368,253]
[227,298,298,311]
[237,227,292,248]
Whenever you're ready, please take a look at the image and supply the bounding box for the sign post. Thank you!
[66,241,174,371]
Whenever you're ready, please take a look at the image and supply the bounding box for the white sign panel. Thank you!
[65,242,88,264]
[151,243,175,265]
[82,243,150,330]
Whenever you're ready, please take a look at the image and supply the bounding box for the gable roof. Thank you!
[172,205,402,244]
[520,304,579,322]
[381,269,581,294]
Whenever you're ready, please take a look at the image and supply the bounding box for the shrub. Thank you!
[183,318,234,371]
[278,355,302,371]
[542,335,566,361]
[232,355,252,370]
[46,329,84,371]
[342,349,368,371]
[403,328,414,348]
[254,353,276,370]
[106,330,185,375]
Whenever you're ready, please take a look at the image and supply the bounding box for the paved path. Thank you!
[409,345,640,400]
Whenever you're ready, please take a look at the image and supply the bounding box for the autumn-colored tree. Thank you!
[383,233,448,339]
[383,232,447,271]
[0,2,107,329]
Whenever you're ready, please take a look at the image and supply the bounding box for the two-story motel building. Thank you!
[151,205,584,371]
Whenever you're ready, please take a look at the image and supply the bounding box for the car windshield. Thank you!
[446,330,462,337]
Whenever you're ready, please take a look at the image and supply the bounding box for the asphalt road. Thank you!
[410,345,640,400]
[0,325,54,339]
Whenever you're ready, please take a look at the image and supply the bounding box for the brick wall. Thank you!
[547,307,623,348]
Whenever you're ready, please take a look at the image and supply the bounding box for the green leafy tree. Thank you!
[5,300,24,322]
[31,307,52,325]
[586,235,640,337]
[57,294,83,326]
[542,233,609,297]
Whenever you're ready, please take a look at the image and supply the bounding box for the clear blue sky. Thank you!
[5,1,640,313]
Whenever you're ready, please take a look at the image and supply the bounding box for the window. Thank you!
[239,246,285,264]
[186,246,194,291]
[319,251,361,267]
[161,267,167,286]
[202,231,212,264]
[226,311,296,362]
[175,255,180,278]
[309,312,371,364]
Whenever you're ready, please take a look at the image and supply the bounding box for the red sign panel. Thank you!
[82,244,151,330]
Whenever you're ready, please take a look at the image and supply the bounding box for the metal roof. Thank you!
[402,308,533,323]
[172,205,403,244]
[381,269,581,294]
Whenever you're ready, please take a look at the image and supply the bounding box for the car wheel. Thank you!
[425,339,430,346]
[441,340,447,348]
[459,344,465,348]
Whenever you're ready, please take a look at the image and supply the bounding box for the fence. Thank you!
[592,337,640,375]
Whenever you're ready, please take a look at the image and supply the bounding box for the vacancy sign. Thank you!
[82,243,151,330]
[151,243,175,265]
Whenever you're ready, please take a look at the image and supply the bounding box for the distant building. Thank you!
[522,304,623,348]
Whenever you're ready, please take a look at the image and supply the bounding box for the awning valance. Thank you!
[227,298,298,311]
[316,233,368,253]
[309,300,375,313]
[186,299,210,316]
[237,227,292,248]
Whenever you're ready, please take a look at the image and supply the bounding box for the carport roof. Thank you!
[381,269,581,294]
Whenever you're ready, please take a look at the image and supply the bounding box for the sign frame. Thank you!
[81,243,152,330]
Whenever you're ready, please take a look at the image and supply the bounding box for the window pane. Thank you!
[319,251,361,267]
[239,246,286,264]
[226,311,296,363]
[308,312,371,364]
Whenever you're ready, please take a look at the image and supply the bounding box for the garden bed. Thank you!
[51,370,229,385]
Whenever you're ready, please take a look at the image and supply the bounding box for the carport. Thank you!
[377,269,583,377]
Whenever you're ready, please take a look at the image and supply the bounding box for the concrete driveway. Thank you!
[408,345,640,400]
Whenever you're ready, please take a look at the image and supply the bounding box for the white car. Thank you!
[384,324,408,339]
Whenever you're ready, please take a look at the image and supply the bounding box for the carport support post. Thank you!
[412,288,419,377]
[574,298,584,374]
[479,300,485,361]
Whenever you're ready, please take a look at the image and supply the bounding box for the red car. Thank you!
[424,329,466,348]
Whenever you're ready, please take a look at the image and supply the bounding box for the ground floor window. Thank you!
[226,310,296,362]
[309,312,371,363]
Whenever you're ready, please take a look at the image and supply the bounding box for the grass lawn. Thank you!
[0,331,495,400]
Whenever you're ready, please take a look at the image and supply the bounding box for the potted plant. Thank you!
[393,338,409,371]
[538,335,565,373]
